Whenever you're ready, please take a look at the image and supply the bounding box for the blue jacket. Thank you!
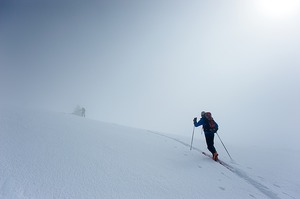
[194,117,218,136]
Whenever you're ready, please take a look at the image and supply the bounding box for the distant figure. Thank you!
[81,107,85,117]
[193,111,219,161]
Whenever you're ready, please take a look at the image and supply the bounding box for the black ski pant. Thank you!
[205,133,216,155]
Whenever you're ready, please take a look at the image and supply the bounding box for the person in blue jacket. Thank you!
[193,111,218,161]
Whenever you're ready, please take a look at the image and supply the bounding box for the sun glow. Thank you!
[256,0,300,20]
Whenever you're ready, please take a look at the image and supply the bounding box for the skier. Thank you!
[81,107,86,117]
[193,111,219,161]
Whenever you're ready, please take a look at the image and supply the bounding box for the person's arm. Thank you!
[194,117,204,127]
[214,121,218,130]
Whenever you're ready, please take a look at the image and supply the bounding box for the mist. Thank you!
[1,0,300,150]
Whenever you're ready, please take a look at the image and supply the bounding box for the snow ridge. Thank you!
[0,109,298,199]
[146,130,281,199]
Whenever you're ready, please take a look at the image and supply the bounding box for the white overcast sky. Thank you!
[1,0,300,149]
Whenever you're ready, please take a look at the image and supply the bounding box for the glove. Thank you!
[193,117,197,123]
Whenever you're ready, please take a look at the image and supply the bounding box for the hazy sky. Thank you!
[1,0,300,149]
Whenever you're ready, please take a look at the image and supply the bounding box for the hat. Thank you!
[201,111,206,117]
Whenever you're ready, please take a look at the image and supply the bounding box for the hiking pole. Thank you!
[190,126,195,150]
[216,133,233,160]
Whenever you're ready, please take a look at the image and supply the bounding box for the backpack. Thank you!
[203,112,218,133]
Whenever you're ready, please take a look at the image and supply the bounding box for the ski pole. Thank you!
[216,133,233,160]
[190,126,195,150]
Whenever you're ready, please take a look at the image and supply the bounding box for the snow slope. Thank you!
[0,107,299,199]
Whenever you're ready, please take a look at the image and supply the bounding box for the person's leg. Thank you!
[205,134,216,155]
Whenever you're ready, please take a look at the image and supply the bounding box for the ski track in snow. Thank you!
[146,130,282,199]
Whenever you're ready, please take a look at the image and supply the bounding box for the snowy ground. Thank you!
[0,107,299,199]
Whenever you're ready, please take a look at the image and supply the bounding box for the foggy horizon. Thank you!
[1,0,300,149]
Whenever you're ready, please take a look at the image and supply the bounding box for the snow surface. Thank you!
[0,107,299,199]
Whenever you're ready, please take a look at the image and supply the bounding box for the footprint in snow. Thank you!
[273,184,280,188]
[282,192,296,199]
[257,176,264,180]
